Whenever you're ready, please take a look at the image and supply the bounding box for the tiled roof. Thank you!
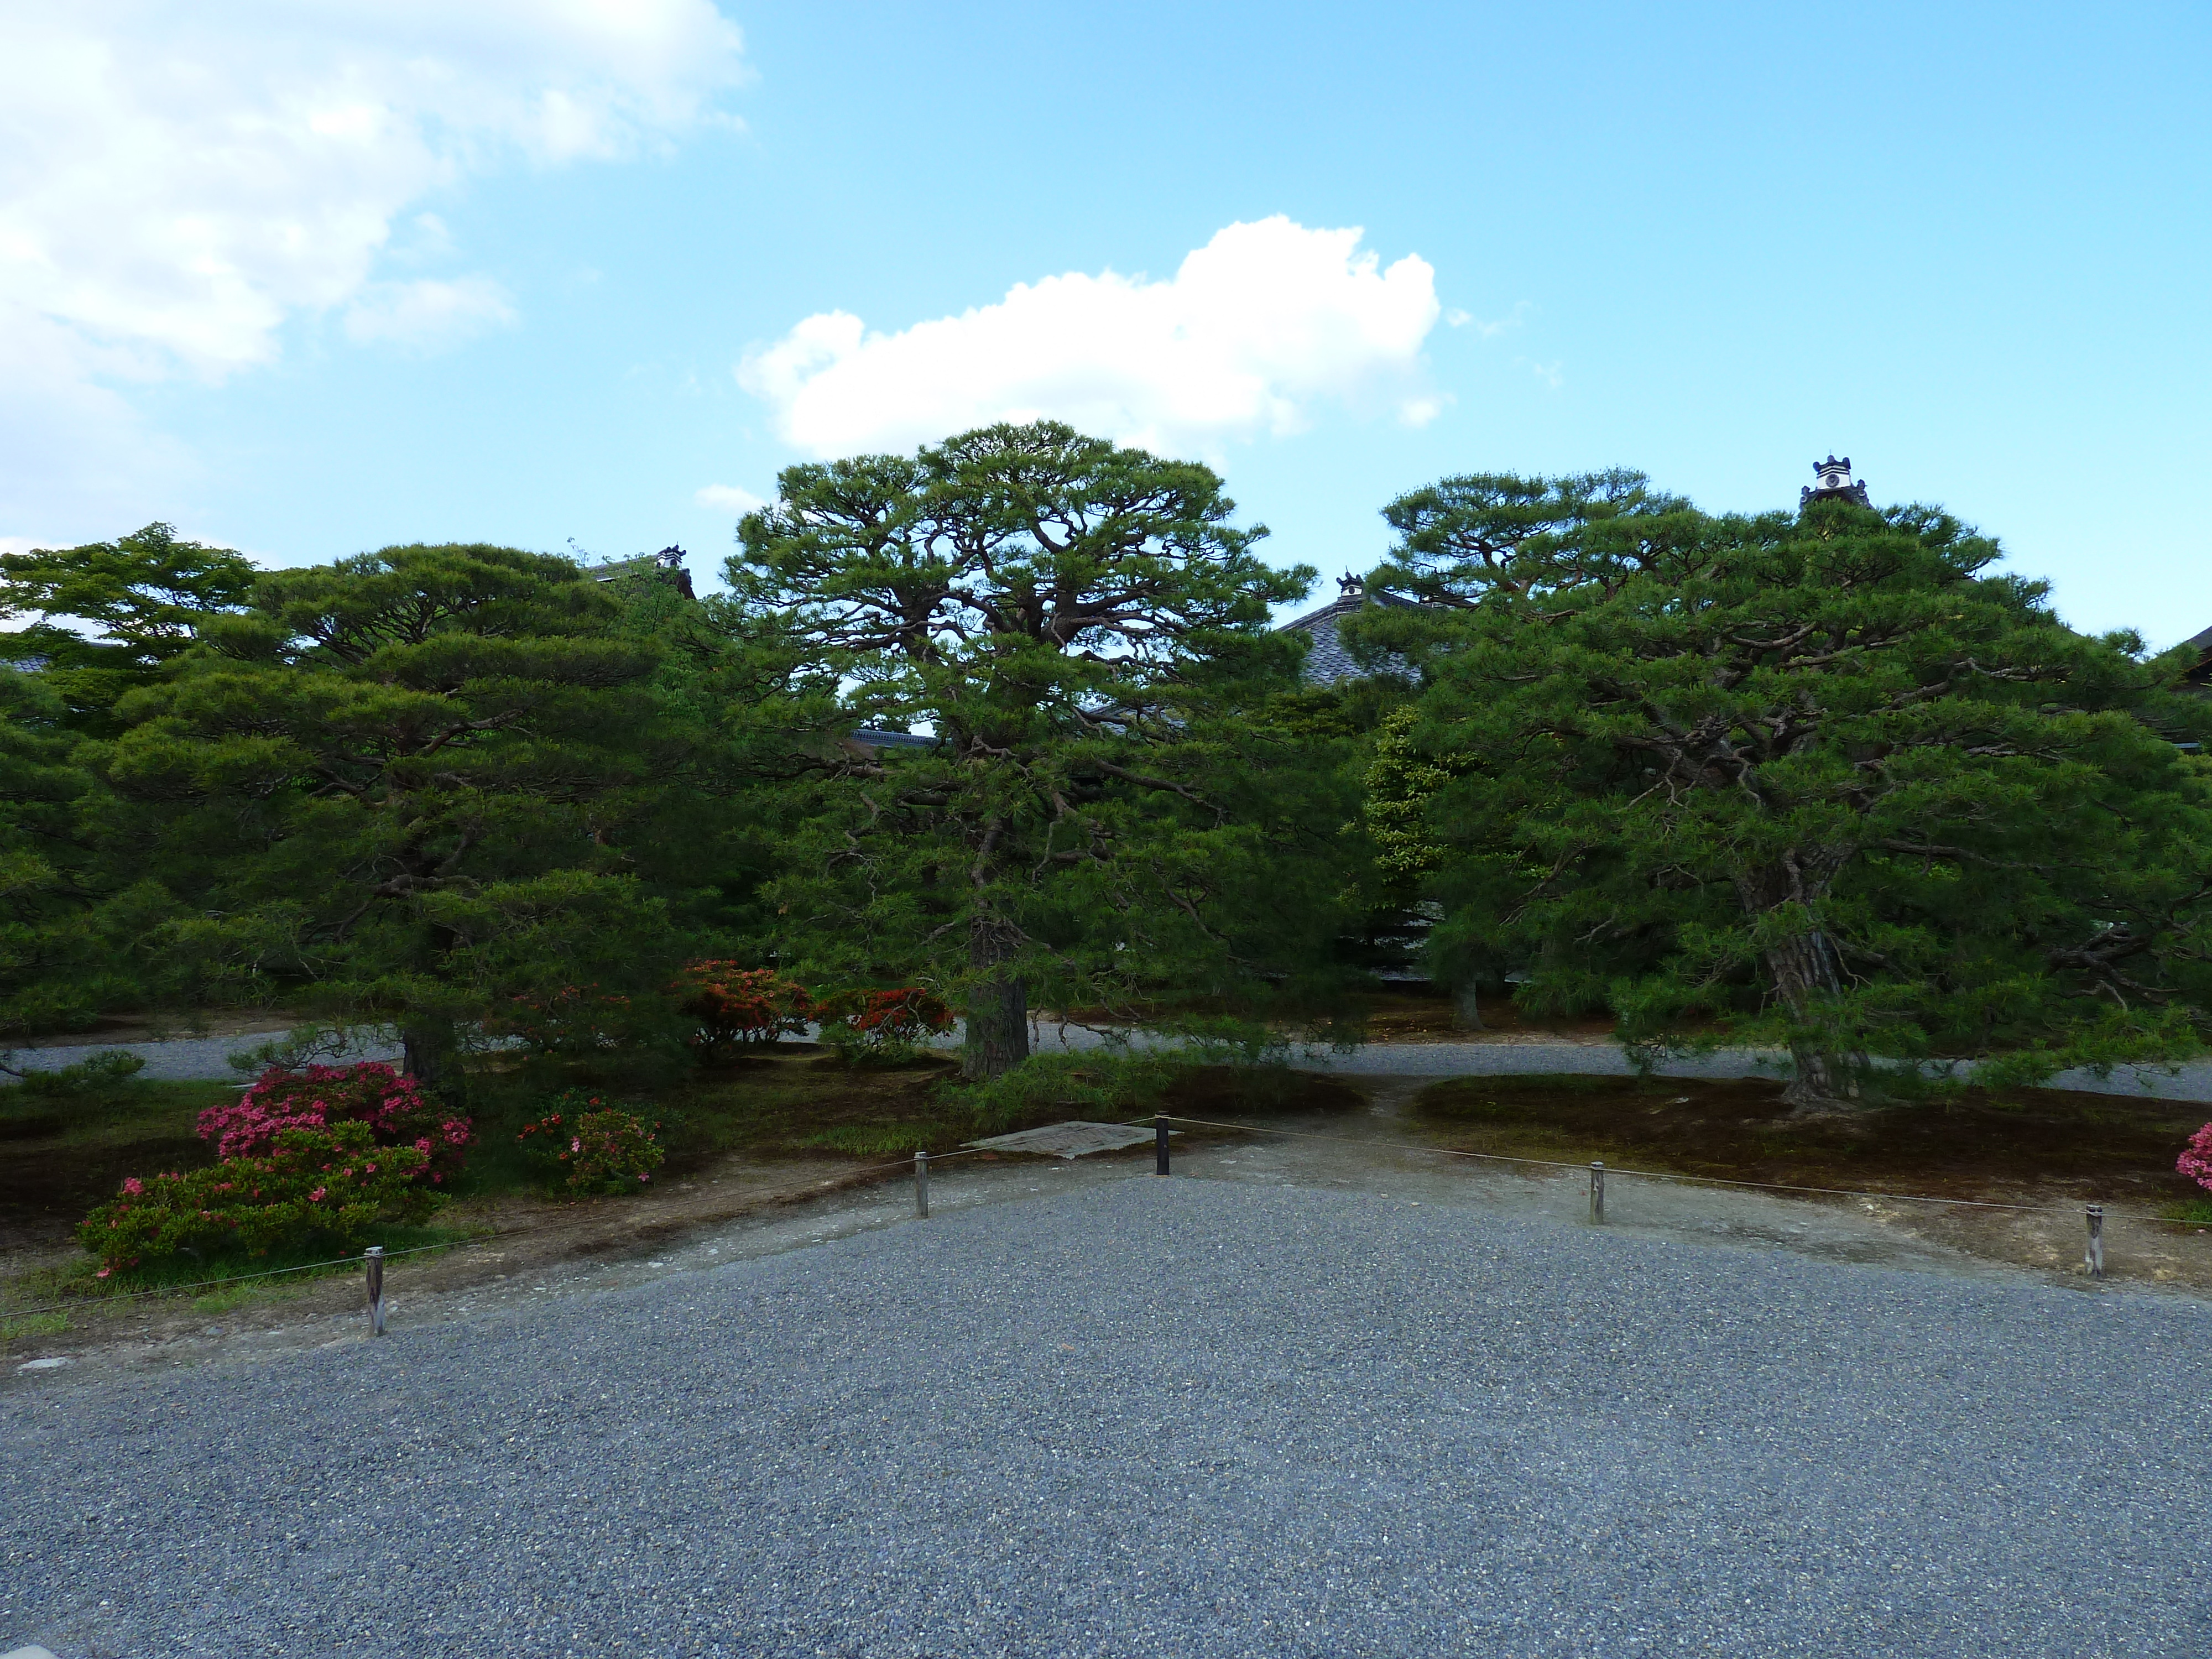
[1276,588,1422,686]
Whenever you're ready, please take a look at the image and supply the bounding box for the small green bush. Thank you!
[514,1091,665,1194]
[78,1120,437,1275]
[17,1050,147,1100]
[948,1051,1182,1132]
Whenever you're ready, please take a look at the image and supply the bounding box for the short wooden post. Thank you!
[914,1150,930,1219]
[1155,1114,1171,1177]
[364,1245,387,1336]
[2085,1203,2105,1280]
[1590,1161,1606,1224]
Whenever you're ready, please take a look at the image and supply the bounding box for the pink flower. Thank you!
[309,1187,326,1203]
[121,1177,145,1197]
[2179,1123,2212,1191]
[96,1266,112,1279]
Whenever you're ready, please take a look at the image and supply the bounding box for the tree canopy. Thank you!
[98,543,700,1080]
[1354,471,2212,1107]
[722,420,1344,1076]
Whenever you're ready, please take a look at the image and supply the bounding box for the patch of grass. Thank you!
[2158,1198,2212,1225]
[0,1310,66,1342]
[0,1077,247,1240]
[54,1219,469,1302]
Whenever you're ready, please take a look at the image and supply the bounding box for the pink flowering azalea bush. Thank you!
[197,1062,473,1185]
[79,1121,439,1275]
[515,1091,665,1194]
[2178,1123,2212,1192]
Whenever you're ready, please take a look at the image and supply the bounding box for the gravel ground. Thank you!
[12,1022,2211,1101]
[6,1177,2208,1658]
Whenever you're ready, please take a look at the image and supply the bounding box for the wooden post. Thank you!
[2085,1204,2104,1280]
[1155,1114,1171,1177]
[364,1245,387,1336]
[915,1150,930,1219]
[1590,1161,1606,1224]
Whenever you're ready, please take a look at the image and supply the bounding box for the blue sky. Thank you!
[4,1,2208,641]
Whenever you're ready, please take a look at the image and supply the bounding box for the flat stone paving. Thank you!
[4,1178,2209,1657]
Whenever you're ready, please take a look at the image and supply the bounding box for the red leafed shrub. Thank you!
[833,988,955,1046]
[80,1120,439,1274]
[2179,1124,2212,1192]
[815,988,956,1063]
[197,1061,473,1186]
[498,984,636,1054]
[515,1092,665,1194]
[672,962,814,1062]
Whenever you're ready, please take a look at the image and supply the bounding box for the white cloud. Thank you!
[345,276,517,349]
[695,483,766,515]
[738,217,1446,458]
[0,1,745,529]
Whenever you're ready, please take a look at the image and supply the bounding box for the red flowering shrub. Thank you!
[820,988,955,1057]
[197,1061,473,1185]
[515,1091,665,1194]
[2179,1123,2212,1192]
[823,995,942,1044]
[79,1121,439,1274]
[497,984,637,1054]
[672,962,814,1061]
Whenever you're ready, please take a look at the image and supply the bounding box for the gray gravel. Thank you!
[14,1022,2212,1101]
[6,1177,2209,1657]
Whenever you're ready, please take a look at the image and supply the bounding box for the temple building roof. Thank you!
[1275,575,1422,686]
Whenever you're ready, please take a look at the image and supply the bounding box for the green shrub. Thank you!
[947,1050,1183,1132]
[17,1050,147,1100]
[78,1120,437,1275]
[514,1091,665,1194]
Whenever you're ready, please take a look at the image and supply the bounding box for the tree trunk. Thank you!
[1454,982,1486,1032]
[963,916,1029,1081]
[401,1018,459,1095]
[1762,927,1867,1112]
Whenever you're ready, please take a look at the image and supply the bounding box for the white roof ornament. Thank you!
[1801,455,1871,508]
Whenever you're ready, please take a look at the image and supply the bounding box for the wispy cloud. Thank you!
[1449,300,1532,338]
[695,483,765,515]
[344,276,517,351]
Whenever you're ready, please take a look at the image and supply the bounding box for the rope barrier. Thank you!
[1151,1112,2123,1216]
[0,1231,509,1322]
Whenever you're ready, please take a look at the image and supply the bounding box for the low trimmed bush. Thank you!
[673,963,814,1061]
[198,1061,473,1184]
[79,1120,438,1274]
[817,987,954,1065]
[515,1091,665,1194]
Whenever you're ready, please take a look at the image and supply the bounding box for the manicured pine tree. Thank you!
[721,420,1349,1078]
[1352,471,2212,1108]
[98,543,702,1086]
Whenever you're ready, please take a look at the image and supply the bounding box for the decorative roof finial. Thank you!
[1337,572,1365,599]
[1801,456,1871,508]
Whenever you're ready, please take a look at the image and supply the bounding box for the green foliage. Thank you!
[77,1119,437,1272]
[1355,471,2212,1105]
[942,1049,1183,1133]
[9,1050,147,1099]
[719,419,1355,1077]
[515,1091,665,1193]
[0,523,255,737]
[95,542,706,1076]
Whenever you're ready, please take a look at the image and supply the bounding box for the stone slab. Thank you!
[962,1120,1176,1160]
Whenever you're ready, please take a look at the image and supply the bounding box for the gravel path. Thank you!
[6,1177,2207,1657]
[13,1022,2211,1100]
